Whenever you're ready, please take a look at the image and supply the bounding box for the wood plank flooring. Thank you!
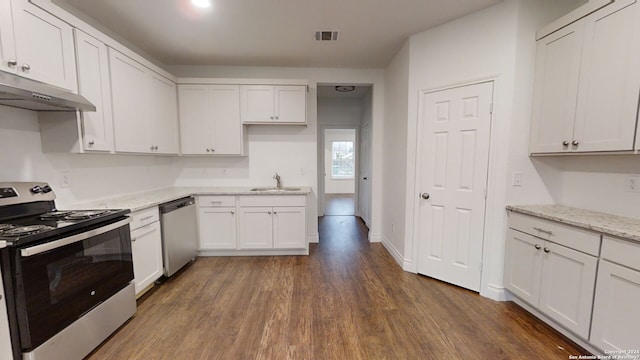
[88,215,587,359]
[324,194,355,216]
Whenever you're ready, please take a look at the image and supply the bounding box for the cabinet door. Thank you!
[131,221,163,295]
[275,86,307,124]
[237,207,273,249]
[109,49,150,153]
[538,241,597,339]
[504,229,543,306]
[10,0,77,91]
[199,207,237,249]
[591,260,640,351]
[0,0,16,74]
[178,84,213,155]
[211,85,243,154]
[272,206,306,249]
[529,22,583,154]
[74,30,113,152]
[573,0,640,152]
[240,85,275,123]
[149,73,179,154]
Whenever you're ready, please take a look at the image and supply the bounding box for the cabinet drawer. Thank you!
[198,195,236,207]
[129,207,159,230]
[602,236,640,271]
[508,212,600,256]
[238,195,306,207]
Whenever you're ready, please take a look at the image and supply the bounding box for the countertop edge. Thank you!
[70,187,312,213]
[507,205,640,243]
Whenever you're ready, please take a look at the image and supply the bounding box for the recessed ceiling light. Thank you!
[191,0,211,9]
[335,86,355,92]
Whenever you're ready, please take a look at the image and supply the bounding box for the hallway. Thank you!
[324,193,355,216]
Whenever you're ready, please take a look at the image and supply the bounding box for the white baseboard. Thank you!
[307,233,319,244]
[369,232,382,243]
[198,248,309,256]
[381,236,404,268]
[480,283,509,302]
[402,259,417,273]
[510,294,602,356]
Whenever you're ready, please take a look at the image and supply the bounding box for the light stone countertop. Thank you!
[507,204,640,242]
[70,186,312,213]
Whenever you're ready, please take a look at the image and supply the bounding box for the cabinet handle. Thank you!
[268,211,272,214]
[273,211,277,214]
[533,227,553,235]
[206,148,210,152]
[21,63,30,71]
[534,244,541,250]
[562,141,569,147]
[572,140,579,146]
[140,215,154,221]
[275,116,279,120]
[543,247,551,253]
[7,59,17,67]
[87,140,95,146]
[131,237,137,242]
[230,210,234,214]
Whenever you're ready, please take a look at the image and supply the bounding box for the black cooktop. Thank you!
[0,209,130,246]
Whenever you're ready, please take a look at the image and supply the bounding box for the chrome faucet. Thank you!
[273,172,282,189]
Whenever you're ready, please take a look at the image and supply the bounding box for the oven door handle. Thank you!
[20,218,131,257]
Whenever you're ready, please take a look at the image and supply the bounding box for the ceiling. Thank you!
[55,0,502,68]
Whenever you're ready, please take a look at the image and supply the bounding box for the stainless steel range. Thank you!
[0,182,136,360]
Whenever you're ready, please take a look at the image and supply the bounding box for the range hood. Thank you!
[0,71,95,112]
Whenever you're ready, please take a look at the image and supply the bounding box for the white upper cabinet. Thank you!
[240,85,307,124]
[178,84,244,155]
[149,73,179,154]
[74,29,113,152]
[0,0,77,91]
[109,48,179,155]
[530,0,640,154]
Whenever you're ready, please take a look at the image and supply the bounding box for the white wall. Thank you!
[0,106,179,209]
[385,0,585,300]
[381,40,410,266]
[167,65,385,243]
[317,97,363,127]
[324,129,356,194]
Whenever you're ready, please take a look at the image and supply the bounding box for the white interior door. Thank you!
[358,123,371,226]
[416,81,493,292]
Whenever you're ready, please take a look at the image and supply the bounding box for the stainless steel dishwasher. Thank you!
[159,196,198,277]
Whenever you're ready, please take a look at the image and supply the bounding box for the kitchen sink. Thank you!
[250,187,301,192]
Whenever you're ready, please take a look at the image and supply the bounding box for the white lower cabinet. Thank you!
[590,236,640,352]
[197,195,307,253]
[237,206,306,249]
[129,208,163,296]
[198,196,237,250]
[505,213,599,340]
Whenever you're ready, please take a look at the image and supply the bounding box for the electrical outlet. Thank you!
[625,175,640,192]
[60,171,71,188]
[512,172,523,187]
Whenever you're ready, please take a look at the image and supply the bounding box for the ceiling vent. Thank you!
[315,30,339,41]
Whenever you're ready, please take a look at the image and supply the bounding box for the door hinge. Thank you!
[484,187,488,199]
[489,103,494,114]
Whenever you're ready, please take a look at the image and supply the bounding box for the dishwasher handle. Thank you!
[159,197,195,214]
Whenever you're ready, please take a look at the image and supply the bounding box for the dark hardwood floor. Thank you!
[88,215,586,359]
[324,193,354,216]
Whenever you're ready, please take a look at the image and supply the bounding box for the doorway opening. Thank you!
[324,129,356,216]
[316,84,373,240]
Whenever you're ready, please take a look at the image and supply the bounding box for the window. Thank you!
[331,141,354,179]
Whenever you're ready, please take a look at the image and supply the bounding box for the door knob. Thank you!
[421,193,430,200]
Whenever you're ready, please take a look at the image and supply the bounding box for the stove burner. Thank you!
[64,210,109,220]
[2,225,55,237]
[0,224,15,232]
[40,211,74,220]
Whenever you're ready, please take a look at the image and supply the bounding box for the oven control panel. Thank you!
[0,182,56,206]
[0,187,18,199]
